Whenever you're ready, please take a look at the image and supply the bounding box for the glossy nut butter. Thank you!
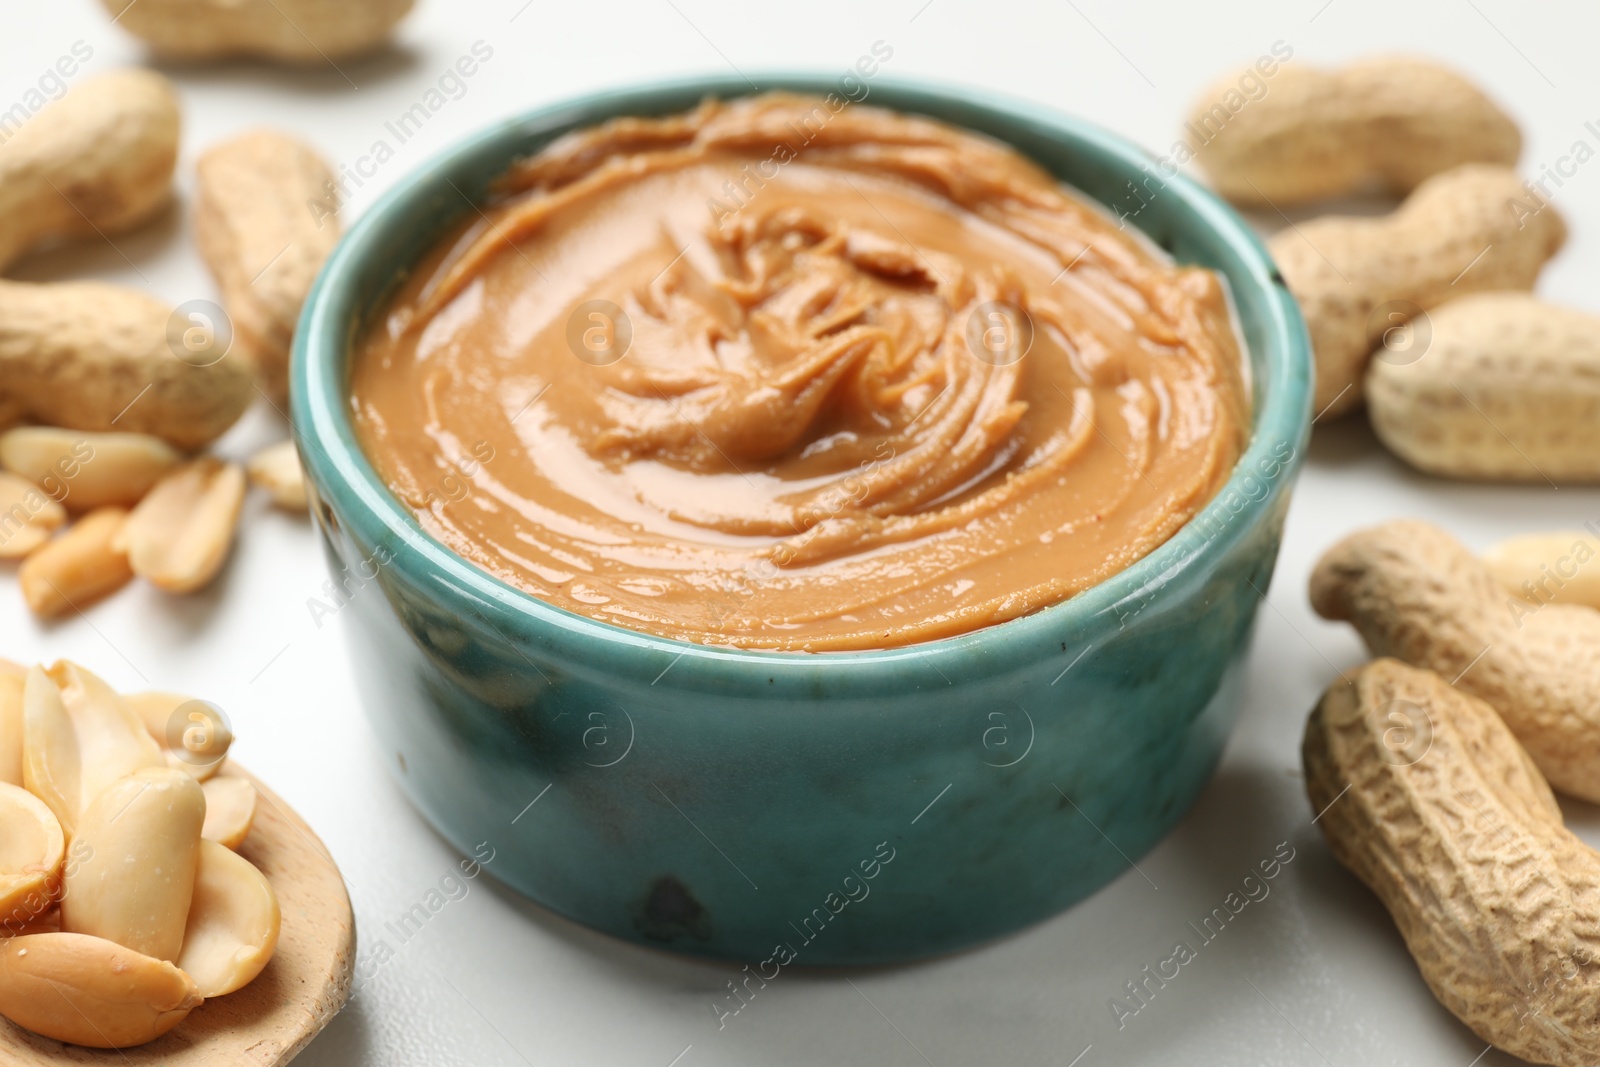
[350,93,1248,651]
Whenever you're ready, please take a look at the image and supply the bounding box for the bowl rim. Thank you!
[292,71,1312,677]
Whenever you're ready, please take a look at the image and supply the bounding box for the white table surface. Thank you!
[4,2,1598,1063]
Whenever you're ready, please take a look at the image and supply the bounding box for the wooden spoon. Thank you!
[1,764,355,1064]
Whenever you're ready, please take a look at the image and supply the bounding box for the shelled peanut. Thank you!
[1482,531,1600,610]
[0,660,272,1048]
[1,427,310,617]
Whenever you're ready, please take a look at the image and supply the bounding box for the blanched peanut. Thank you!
[22,662,165,834]
[1483,532,1600,610]
[0,471,66,559]
[0,671,20,787]
[0,782,65,927]
[124,690,232,780]
[61,769,203,962]
[18,506,133,618]
[177,839,279,998]
[116,457,245,593]
[7,908,60,937]
[0,427,180,512]
[201,776,256,849]
[0,932,201,1048]
[248,438,309,511]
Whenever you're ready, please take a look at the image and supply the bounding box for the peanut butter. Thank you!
[351,94,1249,652]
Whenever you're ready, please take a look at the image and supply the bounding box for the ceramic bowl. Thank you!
[292,73,1311,965]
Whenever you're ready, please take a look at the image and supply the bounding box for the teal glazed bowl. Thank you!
[292,73,1311,965]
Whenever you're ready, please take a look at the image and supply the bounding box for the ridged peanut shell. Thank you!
[1190,55,1520,205]
[197,130,340,403]
[1269,166,1565,418]
[1367,293,1600,481]
[1310,520,1600,802]
[0,280,253,450]
[0,69,178,272]
[100,0,414,62]
[1304,659,1600,1066]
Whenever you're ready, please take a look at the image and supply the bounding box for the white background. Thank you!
[4,1,1599,1064]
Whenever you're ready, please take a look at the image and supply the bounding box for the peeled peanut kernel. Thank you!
[248,439,308,511]
[0,671,20,787]
[0,427,181,512]
[1483,532,1600,610]
[0,658,22,676]
[201,777,256,850]
[22,662,165,834]
[116,458,246,593]
[18,506,133,618]
[0,471,66,558]
[0,932,202,1048]
[178,839,280,998]
[124,691,232,780]
[61,768,204,963]
[7,908,61,936]
[0,782,65,927]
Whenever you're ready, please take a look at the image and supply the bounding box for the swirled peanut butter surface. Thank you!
[352,94,1248,651]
